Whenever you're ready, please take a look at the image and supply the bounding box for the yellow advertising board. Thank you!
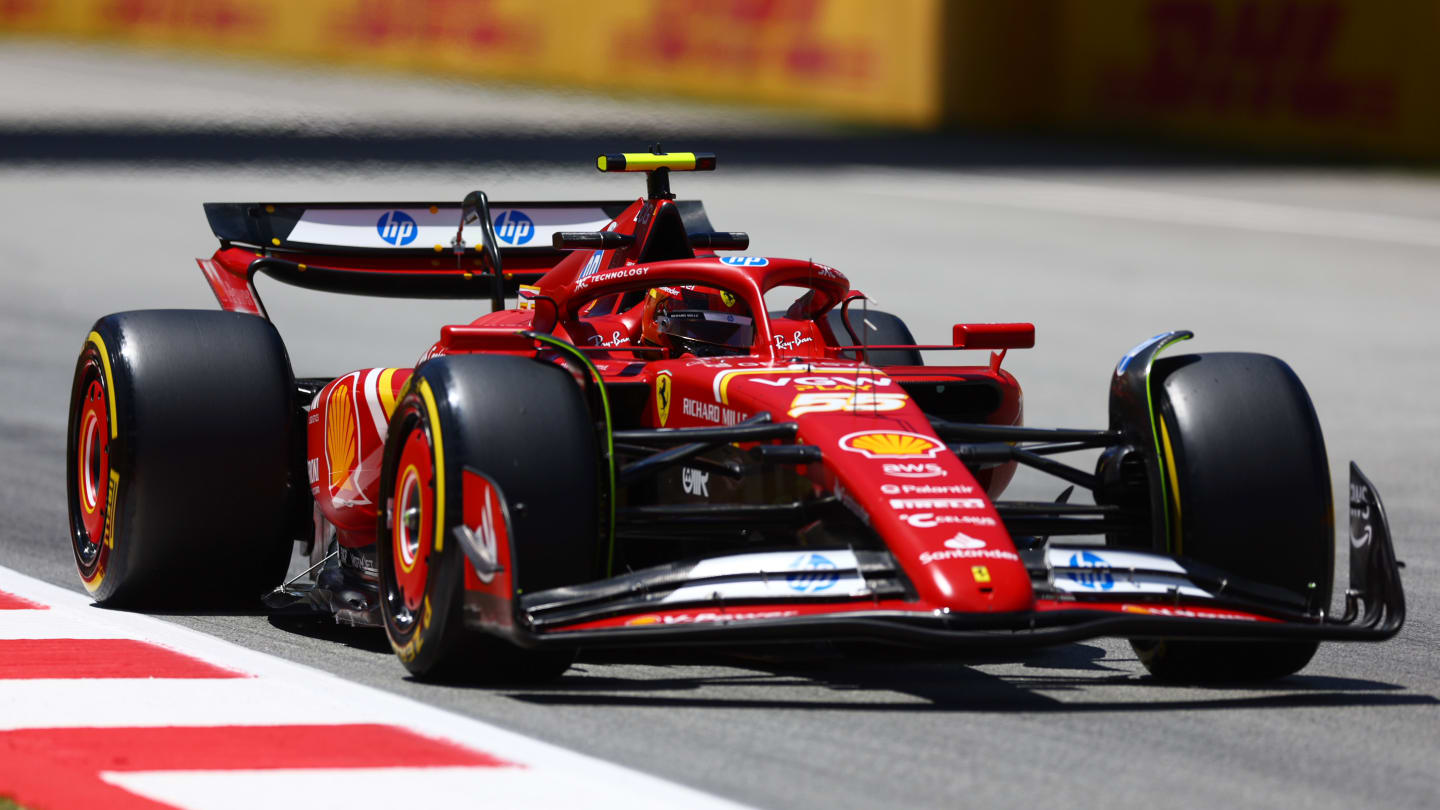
[4,0,1438,158]
[0,0,945,126]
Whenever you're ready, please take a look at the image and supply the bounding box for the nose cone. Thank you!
[837,437,1033,613]
[708,361,1034,613]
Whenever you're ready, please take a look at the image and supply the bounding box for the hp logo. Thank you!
[720,256,768,267]
[376,211,418,246]
[494,210,535,245]
[786,553,838,593]
[1066,551,1114,590]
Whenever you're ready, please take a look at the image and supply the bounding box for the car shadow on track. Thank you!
[266,613,394,655]
[251,615,1437,713]
[500,644,1437,714]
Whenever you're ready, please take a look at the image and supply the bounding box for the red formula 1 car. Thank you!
[66,151,1404,683]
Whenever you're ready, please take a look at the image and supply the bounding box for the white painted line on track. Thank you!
[0,679,393,730]
[0,566,751,810]
[0,605,132,639]
[844,169,1440,249]
[107,766,674,810]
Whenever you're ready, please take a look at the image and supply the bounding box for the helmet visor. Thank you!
[660,308,753,351]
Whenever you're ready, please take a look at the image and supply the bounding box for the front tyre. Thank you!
[377,355,600,682]
[1133,353,1333,682]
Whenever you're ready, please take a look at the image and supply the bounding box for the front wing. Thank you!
[463,463,1404,650]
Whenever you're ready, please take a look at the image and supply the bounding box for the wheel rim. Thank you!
[73,370,110,573]
[389,420,436,623]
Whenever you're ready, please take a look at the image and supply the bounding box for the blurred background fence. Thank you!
[3,0,1437,160]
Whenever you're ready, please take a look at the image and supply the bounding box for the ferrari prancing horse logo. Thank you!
[655,373,672,426]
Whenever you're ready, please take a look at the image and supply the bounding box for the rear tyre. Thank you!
[377,355,600,682]
[823,308,922,366]
[66,310,298,607]
[1132,353,1333,682]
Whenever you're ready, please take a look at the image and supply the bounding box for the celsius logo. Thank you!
[494,210,535,245]
[720,256,768,267]
[1066,551,1114,590]
[786,553,838,593]
[376,211,418,246]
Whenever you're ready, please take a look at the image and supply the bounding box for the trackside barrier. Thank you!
[1043,0,1440,160]
[0,0,943,126]
[3,0,1438,159]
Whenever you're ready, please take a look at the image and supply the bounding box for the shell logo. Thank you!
[838,430,943,459]
[625,615,664,626]
[326,383,357,492]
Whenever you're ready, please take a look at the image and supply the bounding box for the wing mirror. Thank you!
[952,323,1035,349]
[529,295,560,334]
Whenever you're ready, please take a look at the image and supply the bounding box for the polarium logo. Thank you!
[494,210,535,245]
[1066,551,1115,590]
[786,553,839,593]
[375,210,418,246]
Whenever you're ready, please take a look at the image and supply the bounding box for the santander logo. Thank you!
[917,531,1019,565]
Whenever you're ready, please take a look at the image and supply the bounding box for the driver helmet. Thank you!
[641,285,752,357]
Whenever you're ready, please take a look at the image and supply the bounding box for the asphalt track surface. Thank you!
[2,42,1438,810]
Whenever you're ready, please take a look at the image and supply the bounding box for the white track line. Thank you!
[0,567,750,810]
[844,169,1440,248]
[0,679,394,729]
[0,607,127,639]
[107,767,660,810]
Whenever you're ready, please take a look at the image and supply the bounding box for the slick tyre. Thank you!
[1133,353,1333,682]
[66,310,298,607]
[377,355,600,683]
[824,308,922,367]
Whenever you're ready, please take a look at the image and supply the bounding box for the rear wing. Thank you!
[197,197,715,315]
[205,199,712,257]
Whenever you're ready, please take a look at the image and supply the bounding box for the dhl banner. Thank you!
[1047,0,1440,159]
[3,0,1438,158]
[0,0,942,126]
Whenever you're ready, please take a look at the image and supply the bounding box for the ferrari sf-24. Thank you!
[66,151,1405,683]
